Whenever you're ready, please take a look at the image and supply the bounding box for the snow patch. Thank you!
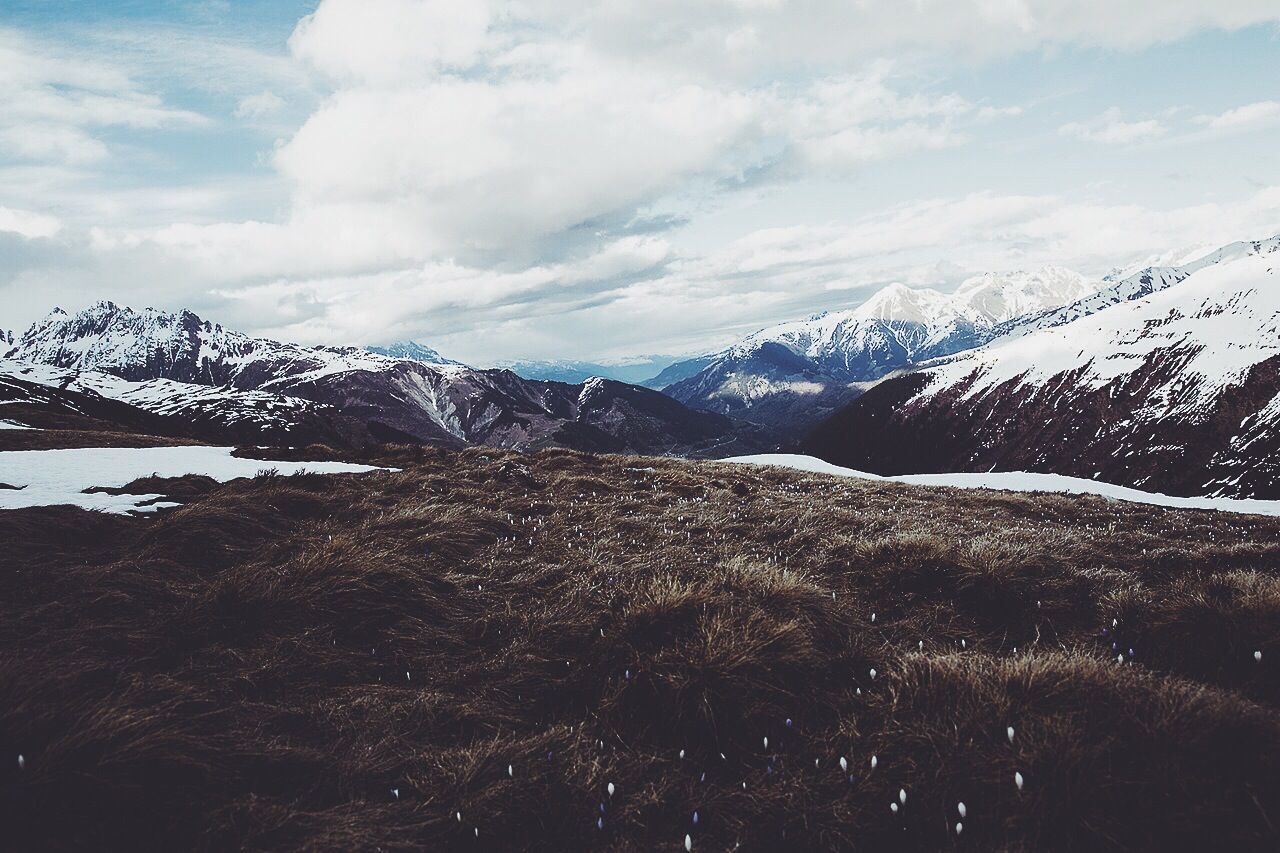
[725,454,1280,517]
[0,445,388,514]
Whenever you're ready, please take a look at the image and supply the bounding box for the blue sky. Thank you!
[1,1,1279,363]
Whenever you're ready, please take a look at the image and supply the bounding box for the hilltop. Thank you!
[1,445,1277,851]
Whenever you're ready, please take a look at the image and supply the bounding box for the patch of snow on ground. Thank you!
[0,445,387,514]
[725,454,1280,517]
[0,419,33,430]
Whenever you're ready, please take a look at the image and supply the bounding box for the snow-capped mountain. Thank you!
[3,302,760,456]
[365,341,459,365]
[657,267,1098,433]
[806,236,1280,498]
[0,329,12,348]
[497,357,679,385]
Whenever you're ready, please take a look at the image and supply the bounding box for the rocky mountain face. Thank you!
[3,303,760,456]
[657,268,1097,434]
[805,237,1280,499]
[0,359,389,447]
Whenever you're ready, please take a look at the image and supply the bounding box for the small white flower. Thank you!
[607,782,615,797]
[679,749,685,759]
[1015,771,1025,791]
[870,755,877,770]
[508,764,514,777]
[890,802,899,814]
[869,668,877,680]
[957,802,966,818]
[1006,726,1015,743]
[839,756,848,772]
[685,833,693,851]
[955,821,964,835]
[762,736,768,750]
[17,754,24,770]
[456,811,462,822]
[1255,650,1263,662]
[899,788,907,805]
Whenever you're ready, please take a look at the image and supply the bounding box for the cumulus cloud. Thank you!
[289,0,492,83]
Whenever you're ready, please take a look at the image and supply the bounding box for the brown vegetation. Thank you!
[1,447,1278,851]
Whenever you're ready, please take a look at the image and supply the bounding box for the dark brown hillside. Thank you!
[805,353,1280,499]
[1,448,1278,851]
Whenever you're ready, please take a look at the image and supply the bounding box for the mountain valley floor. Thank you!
[2,445,1279,851]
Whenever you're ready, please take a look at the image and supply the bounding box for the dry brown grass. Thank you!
[0,446,1277,851]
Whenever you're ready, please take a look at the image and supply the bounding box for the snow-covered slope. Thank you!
[659,267,1098,432]
[4,302,758,456]
[806,236,1280,498]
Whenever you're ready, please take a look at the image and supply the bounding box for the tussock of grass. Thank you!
[0,447,1278,850]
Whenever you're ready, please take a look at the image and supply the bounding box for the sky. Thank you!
[1,1,1279,366]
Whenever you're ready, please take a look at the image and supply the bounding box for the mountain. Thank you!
[0,329,12,347]
[657,267,1097,434]
[805,236,1280,499]
[0,358,384,447]
[3,302,759,456]
[497,357,679,385]
[365,341,459,365]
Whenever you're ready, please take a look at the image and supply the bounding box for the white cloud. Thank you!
[234,91,285,119]
[6,1,1280,363]
[1059,108,1166,144]
[1194,100,1280,132]
[0,28,205,167]
[289,0,492,83]
[523,0,1280,75]
[74,185,1279,363]
[0,206,62,239]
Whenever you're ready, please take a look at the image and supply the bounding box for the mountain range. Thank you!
[1,302,763,457]
[806,236,1280,498]
[7,235,1280,500]
[652,267,1098,433]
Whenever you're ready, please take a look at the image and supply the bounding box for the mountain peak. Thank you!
[366,340,458,366]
